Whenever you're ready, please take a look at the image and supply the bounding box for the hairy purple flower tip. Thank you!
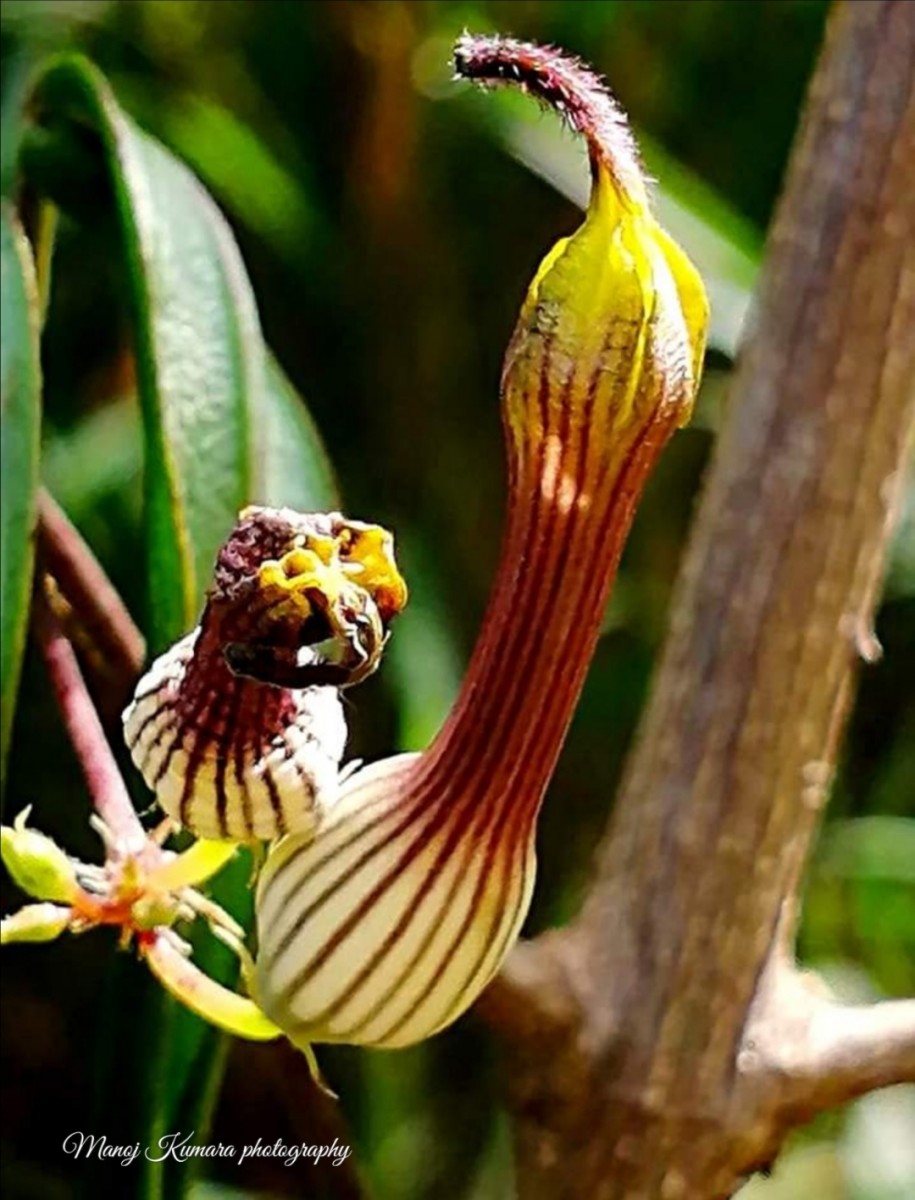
[453,32,646,200]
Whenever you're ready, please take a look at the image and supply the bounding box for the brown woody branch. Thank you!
[481,2,915,1196]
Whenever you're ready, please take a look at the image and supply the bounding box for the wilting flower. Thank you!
[124,507,407,841]
[252,36,709,1051]
[2,503,405,1072]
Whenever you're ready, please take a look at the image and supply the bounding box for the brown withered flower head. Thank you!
[123,506,407,842]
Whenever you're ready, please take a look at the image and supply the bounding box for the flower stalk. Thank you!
[32,578,148,857]
[37,488,146,690]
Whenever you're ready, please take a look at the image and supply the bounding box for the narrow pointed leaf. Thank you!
[0,203,41,795]
[22,53,258,650]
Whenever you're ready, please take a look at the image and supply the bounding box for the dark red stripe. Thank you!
[213,679,245,837]
[262,765,286,835]
[128,698,172,752]
[259,775,409,905]
[137,714,178,775]
[300,753,503,1035]
[177,672,234,825]
[366,795,523,1044]
[260,351,554,929]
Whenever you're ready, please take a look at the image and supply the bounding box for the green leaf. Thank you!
[23,54,259,650]
[117,83,320,264]
[817,817,915,886]
[0,203,41,795]
[258,351,340,511]
[40,353,339,534]
[1,49,35,198]
[19,54,338,1198]
[41,396,143,525]
[802,818,915,995]
[886,480,914,598]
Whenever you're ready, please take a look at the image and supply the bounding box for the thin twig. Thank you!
[37,488,146,684]
[792,994,915,1111]
[32,582,147,856]
[745,951,915,1118]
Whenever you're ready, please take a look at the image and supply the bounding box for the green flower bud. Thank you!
[1,902,72,944]
[0,808,79,903]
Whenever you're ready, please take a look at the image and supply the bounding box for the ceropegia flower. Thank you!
[252,35,709,1051]
[123,507,407,841]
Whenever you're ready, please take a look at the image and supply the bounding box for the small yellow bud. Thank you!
[0,808,79,903]
[130,895,179,931]
[1,902,72,944]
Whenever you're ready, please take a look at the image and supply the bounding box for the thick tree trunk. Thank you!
[481,3,915,1195]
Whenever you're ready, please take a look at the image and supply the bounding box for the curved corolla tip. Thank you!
[453,31,648,208]
[456,33,709,447]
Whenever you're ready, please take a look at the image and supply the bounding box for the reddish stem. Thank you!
[32,583,148,856]
[38,488,146,685]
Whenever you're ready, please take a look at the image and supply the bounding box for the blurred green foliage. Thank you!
[1,2,912,1199]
